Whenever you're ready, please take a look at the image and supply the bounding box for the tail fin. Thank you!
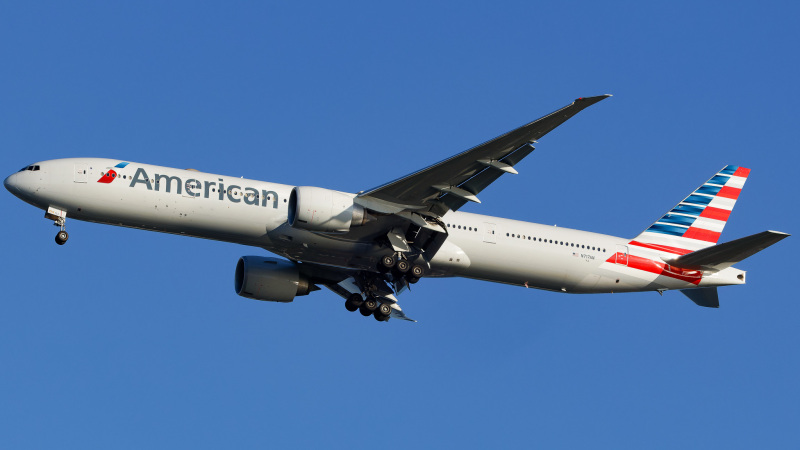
[630,165,750,255]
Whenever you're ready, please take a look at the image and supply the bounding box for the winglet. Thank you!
[574,94,612,106]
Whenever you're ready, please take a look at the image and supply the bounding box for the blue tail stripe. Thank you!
[658,214,697,227]
[647,223,687,236]
[707,175,731,186]
[671,204,705,215]
[684,194,713,206]
[696,185,723,196]
[718,166,738,175]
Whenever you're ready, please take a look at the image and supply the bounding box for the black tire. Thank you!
[374,312,389,322]
[378,302,392,316]
[395,259,410,273]
[55,231,69,245]
[347,293,363,306]
[381,255,396,269]
[407,276,420,284]
[359,298,378,316]
[344,294,362,312]
[410,265,424,277]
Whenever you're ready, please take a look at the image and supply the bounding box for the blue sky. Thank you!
[1,1,797,448]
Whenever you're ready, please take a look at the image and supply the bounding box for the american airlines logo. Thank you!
[100,163,280,209]
[97,162,129,183]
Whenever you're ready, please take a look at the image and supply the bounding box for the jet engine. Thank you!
[288,186,372,233]
[234,256,316,302]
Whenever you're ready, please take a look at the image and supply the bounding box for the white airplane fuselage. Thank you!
[5,158,746,295]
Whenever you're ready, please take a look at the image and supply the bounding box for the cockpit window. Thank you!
[20,165,41,171]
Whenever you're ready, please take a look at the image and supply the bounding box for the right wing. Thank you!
[355,95,611,217]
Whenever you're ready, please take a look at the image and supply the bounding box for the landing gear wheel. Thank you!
[55,230,69,245]
[381,255,396,270]
[344,294,363,312]
[407,276,420,284]
[374,302,391,322]
[359,297,378,316]
[410,265,425,278]
[395,259,410,273]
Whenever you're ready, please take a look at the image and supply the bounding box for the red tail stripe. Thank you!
[606,254,702,285]
[699,206,731,221]
[733,167,750,177]
[682,227,721,243]
[717,186,741,199]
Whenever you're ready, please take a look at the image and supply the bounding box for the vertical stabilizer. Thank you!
[630,166,750,255]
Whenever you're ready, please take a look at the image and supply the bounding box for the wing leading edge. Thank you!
[355,95,611,217]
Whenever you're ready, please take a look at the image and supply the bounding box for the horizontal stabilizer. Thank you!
[666,230,790,272]
[681,287,719,308]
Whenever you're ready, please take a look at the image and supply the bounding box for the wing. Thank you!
[355,95,611,217]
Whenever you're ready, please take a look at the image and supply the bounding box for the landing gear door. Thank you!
[615,244,629,266]
[74,164,88,183]
[483,222,496,244]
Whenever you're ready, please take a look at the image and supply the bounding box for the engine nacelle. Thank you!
[288,186,371,233]
[234,256,315,302]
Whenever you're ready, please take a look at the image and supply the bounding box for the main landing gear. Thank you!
[378,253,425,284]
[344,293,392,322]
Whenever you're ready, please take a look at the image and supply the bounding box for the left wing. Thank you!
[355,95,611,217]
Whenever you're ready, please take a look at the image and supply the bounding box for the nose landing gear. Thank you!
[46,207,69,245]
[55,229,69,245]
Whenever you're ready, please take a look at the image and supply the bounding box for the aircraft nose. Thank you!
[4,172,20,195]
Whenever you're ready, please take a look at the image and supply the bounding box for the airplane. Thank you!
[4,95,789,322]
